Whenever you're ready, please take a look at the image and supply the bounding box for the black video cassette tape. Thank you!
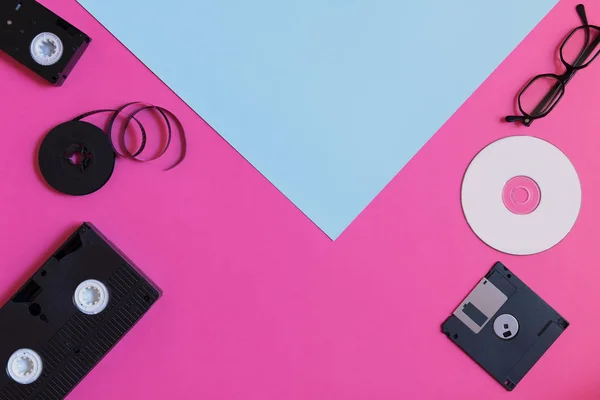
[0,0,90,85]
[442,262,568,391]
[0,223,162,399]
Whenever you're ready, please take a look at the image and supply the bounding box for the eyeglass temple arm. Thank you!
[577,4,588,26]
[507,4,594,126]
[505,116,522,122]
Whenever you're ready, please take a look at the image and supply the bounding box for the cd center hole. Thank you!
[502,176,541,215]
[511,187,530,204]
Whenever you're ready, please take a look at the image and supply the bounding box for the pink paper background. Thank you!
[1,0,599,398]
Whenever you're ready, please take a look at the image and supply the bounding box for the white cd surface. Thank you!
[461,136,581,255]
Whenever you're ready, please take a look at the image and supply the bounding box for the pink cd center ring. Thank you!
[502,176,541,215]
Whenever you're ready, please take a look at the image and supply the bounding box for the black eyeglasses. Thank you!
[505,4,600,126]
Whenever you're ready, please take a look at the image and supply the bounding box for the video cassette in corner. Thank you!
[442,262,568,391]
[0,223,162,399]
[0,0,91,86]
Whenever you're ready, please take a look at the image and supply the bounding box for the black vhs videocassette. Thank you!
[0,223,162,399]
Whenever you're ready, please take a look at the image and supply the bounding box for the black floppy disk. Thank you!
[442,262,568,391]
[0,0,90,85]
[0,223,161,399]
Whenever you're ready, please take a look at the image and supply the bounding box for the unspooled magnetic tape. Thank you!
[38,102,187,196]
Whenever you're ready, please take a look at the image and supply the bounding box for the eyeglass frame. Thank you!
[505,4,600,127]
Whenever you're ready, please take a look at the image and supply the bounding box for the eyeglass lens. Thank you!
[520,76,564,117]
[561,25,600,68]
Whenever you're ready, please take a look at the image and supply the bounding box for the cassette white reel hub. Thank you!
[7,349,43,384]
[30,32,63,66]
[74,279,109,315]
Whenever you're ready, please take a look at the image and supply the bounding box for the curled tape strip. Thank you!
[72,102,187,170]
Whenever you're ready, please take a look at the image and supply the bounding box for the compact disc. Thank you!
[38,121,115,195]
[461,136,581,255]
